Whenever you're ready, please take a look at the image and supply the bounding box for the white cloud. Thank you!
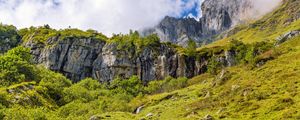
[0,0,201,36]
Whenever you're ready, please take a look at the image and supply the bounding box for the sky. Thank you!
[0,0,202,36]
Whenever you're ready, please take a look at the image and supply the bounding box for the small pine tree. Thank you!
[186,39,197,56]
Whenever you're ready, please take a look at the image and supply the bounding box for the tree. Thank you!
[186,39,197,56]
[0,47,35,86]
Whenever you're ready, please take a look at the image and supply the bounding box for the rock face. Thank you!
[24,36,235,83]
[141,0,279,46]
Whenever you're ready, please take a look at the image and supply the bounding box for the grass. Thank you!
[52,1,300,119]
[99,36,300,120]
[199,0,300,49]
[0,0,299,119]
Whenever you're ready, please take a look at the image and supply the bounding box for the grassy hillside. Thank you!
[0,0,299,119]
[93,0,300,119]
[201,0,300,49]
[118,35,300,120]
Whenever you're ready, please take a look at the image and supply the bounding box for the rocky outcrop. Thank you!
[276,30,300,45]
[25,37,105,82]
[24,36,236,83]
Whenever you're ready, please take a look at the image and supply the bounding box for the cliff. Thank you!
[24,32,237,83]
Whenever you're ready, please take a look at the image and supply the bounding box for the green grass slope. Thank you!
[202,0,300,49]
[117,35,300,120]
[0,0,299,119]
[95,0,300,119]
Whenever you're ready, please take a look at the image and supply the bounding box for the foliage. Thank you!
[0,46,36,86]
[109,32,161,55]
[20,26,107,44]
[0,1,299,119]
[109,76,144,96]
[207,56,222,75]
[0,24,20,52]
[38,68,72,105]
[186,39,197,56]
[145,77,188,94]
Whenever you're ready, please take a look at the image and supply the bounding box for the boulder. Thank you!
[276,30,300,45]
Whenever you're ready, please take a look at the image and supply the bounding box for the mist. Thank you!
[241,0,282,20]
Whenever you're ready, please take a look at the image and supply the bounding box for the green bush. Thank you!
[207,56,222,75]
[2,106,50,120]
[38,68,72,104]
[110,76,144,96]
[0,24,20,51]
[109,33,161,55]
[145,77,188,93]
[186,39,197,56]
[0,47,36,86]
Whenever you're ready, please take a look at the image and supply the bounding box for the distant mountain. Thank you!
[141,16,202,46]
[141,0,274,46]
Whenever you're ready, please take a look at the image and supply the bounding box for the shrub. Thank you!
[0,24,20,52]
[38,68,72,104]
[110,76,144,96]
[3,106,49,120]
[0,47,36,86]
[62,78,103,103]
[207,56,222,75]
[145,77,188,93]
[186,39,197,56]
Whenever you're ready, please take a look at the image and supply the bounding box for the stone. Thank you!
[146,113,153,117]
[276,30,300,45]
[202,114,214,120]
[225,51,236,67]
[89,115,103,120]
[134,105,144,114]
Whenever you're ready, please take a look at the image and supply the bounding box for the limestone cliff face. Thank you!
[24,37,209,82]
[24,36,236,83]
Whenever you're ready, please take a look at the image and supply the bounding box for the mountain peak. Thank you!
[142,0,281,47]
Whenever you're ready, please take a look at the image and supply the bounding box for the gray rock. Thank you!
[225,51,236,67]
[146,113,153,117]
[276,30,300,45]
[202,114,214,120]
[89,115,103,120]
[24,36,213,83]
